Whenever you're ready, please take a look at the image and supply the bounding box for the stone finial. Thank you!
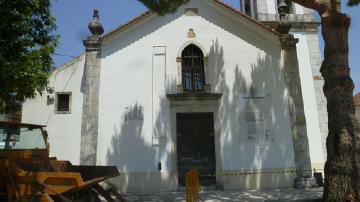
[88,9,104,36]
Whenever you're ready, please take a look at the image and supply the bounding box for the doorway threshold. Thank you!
[177,185,217,192]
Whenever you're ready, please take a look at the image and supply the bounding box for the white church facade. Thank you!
[22,0,327,192]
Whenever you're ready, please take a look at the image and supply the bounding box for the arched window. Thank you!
[181,44,205,92]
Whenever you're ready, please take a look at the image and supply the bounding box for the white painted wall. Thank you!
[266,0,277,14]
[98,0,295,177]
[294,3,304,14]
[293,33,325,166]
[22,55,85,164]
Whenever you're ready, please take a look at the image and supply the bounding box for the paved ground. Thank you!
[122,188,323,202]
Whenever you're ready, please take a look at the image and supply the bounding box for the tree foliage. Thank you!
[137,0,190,15]
[0,0,58,113]
[348,0,360,6]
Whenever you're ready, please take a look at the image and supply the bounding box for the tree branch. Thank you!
[291,0,329,15]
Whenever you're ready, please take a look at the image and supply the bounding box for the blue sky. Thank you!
[51,0,360,93]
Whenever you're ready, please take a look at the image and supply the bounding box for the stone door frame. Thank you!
[167,93,222,189]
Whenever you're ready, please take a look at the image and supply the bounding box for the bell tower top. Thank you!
[237,0,316,27]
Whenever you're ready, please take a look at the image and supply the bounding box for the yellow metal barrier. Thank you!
[185,168,200,202]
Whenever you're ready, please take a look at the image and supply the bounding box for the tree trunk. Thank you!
[320,11,360,201]
[290,0,360,200]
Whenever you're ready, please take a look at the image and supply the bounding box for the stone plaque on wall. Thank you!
[239,92,274,144]
[245,110,265,141]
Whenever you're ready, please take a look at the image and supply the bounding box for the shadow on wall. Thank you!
[153,77,177,147]
[106,40,297,191]
[106,103,160,192]
[107,103,149,169]
[208,39,296,189]
[153,78,177,137]
[106,79,178,192]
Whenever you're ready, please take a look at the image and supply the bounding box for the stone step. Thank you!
[200,186,217,192]
[177,186,217,192]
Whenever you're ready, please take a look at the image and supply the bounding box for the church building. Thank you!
[22,0,328,192]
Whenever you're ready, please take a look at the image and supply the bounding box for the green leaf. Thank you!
[348,0,360,6]
[0,0,58,113]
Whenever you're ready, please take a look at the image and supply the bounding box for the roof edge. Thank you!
[54,53,85,74]
[101,11,155,42]
[99,0,281,44]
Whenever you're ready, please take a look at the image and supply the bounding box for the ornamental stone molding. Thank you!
[167,92,222,188]
[279,34,299,49]
[187,28,196,38]
[83,35,101,51]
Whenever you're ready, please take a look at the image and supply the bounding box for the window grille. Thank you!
[181,44,205,92]
[55,93,71,113]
